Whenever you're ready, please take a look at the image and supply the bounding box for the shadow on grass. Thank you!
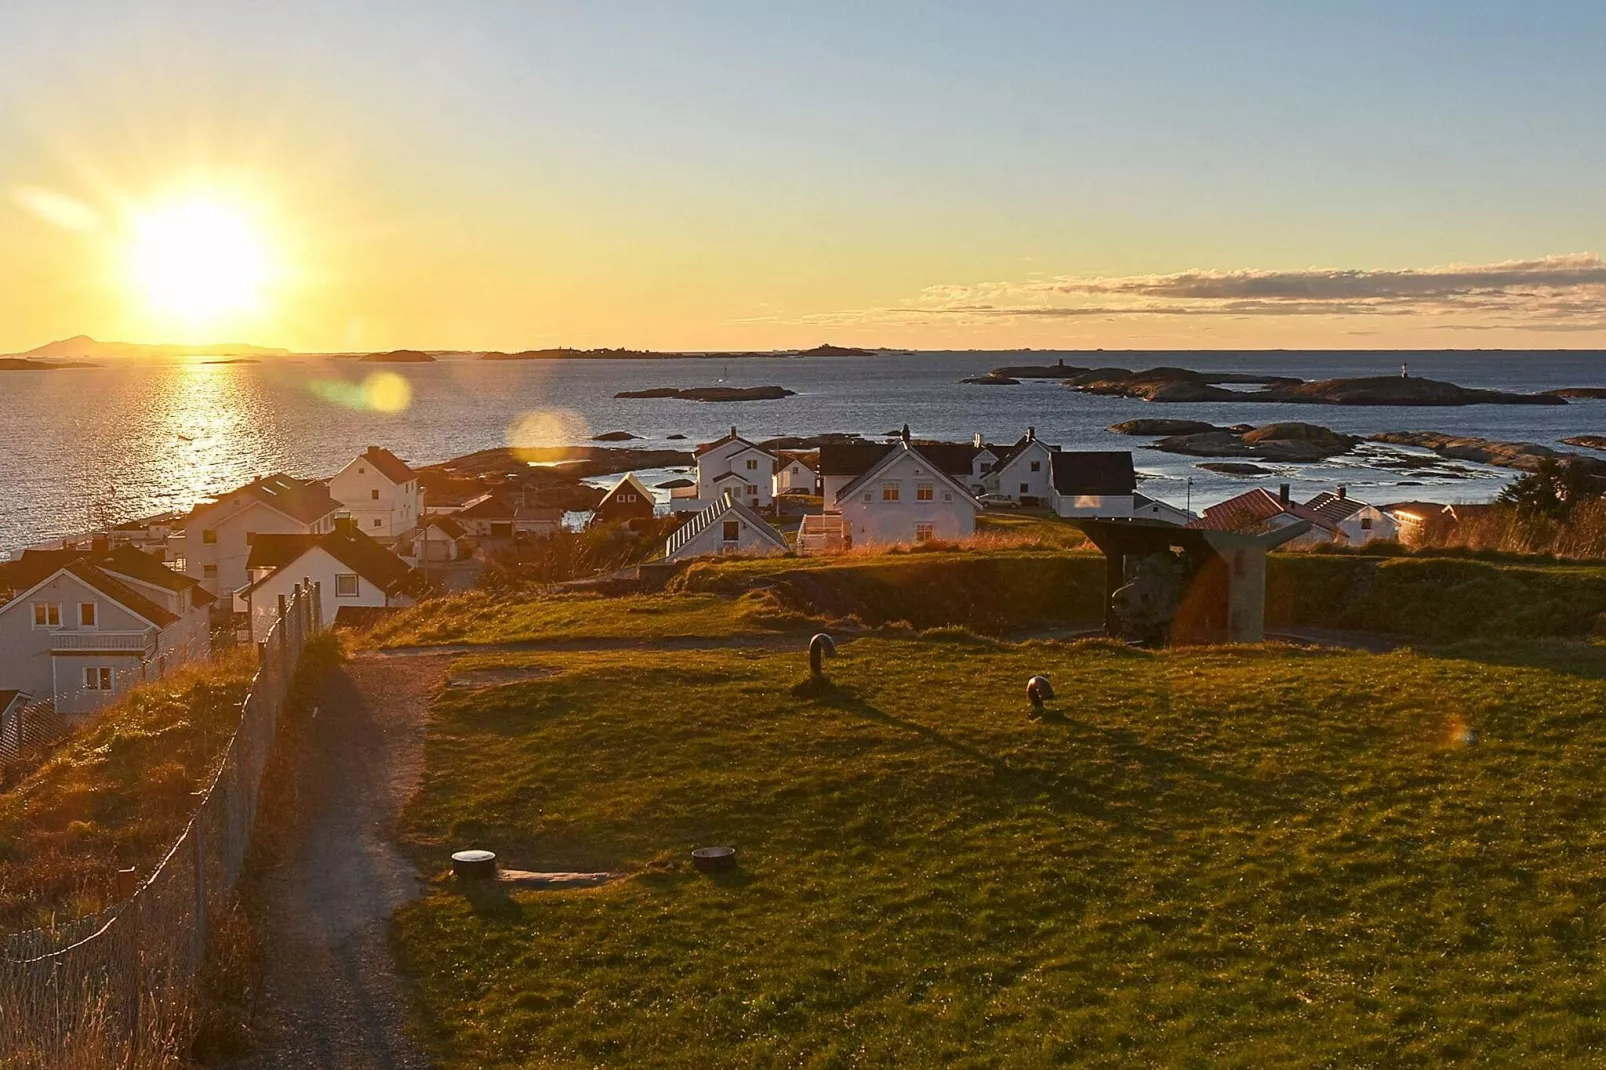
[1425,638,1606,680]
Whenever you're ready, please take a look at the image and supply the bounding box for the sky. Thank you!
[1,1,1604,353]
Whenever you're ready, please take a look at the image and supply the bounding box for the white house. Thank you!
[835,434,981,546]
[663,492,791,561]
[0,547,213,716]
[1131,492,1195,526]
[1188,486,1342,547]
[773,453,820,496]
[182,474,341,597]
[328,446,423,538]
[690,428,777,511]
[1049,452,1138,518]
[1303,489,1400,546]
[396,516,467,563]
[241,522,416,642]
[983,428,1057,504]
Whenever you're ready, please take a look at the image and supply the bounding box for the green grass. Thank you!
[394,636,1606,1066]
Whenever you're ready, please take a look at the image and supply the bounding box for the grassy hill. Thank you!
[393,634,1606,1066]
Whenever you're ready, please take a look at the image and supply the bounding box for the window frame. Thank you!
[79,602,96,628]
[916,483,934,502]
[32,602,61,629]
[201,529,217,544]
[722,520,740,543]
[914,522,935,543]
[335,573,360,597]
[882,482,900,502]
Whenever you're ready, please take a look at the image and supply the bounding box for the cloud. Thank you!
[796,254,1606,332]
[10,186,101,232]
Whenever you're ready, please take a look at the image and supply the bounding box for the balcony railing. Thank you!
[50,631,157,656]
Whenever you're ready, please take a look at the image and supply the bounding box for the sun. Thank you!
[130,198,269,322]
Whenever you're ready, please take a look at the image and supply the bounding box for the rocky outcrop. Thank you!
[1562,435,1606,450]
[798,344,874,356]
[0,357,98,371]
[1368,432,1606,477]
[1548,387,1606,399]
[1198,462,1276,476]
[961,373,1020,385]
[1152,422,1359,462]
[360,349,436,362]
[1108,419,1222,436]
[1072,368,1565,406]
[614,386,796,401]
[990,363,1087,378]
[591,430,640,442]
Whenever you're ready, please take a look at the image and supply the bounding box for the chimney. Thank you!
[1337,486,1347,500]
[730,425,737,438]
[1027,425,1036,442]
[1278,483,1290,506]
[900,423,911,444]
[334,514,356,534]
[973,432,983,448]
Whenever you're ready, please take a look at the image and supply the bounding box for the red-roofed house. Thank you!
[1302,489,1399,545]
[329,446,424,538]
[1188,486,1340,546]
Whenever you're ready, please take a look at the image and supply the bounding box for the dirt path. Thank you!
[232,654,453,1070]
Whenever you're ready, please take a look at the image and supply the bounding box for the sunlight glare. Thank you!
[130,198,268,322]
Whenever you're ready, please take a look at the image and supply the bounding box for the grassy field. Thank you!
[393,634,1606,1066]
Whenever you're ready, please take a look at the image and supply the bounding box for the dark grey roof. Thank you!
[1049,451,1137,496]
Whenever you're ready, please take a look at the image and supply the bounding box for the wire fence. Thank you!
[0,581,323,1066]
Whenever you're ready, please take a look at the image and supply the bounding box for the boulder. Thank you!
[591,430,640,442]
[1198,462,1275,476]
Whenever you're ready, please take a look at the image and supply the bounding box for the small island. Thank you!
[960,372,1020,385]
[361,349,436,363]
[1072,367,1564,406]
[614,385,796,402]
[797,343,876,356]
[202,358,261,365]
[1370,432,1606,478]
[0,357,99,371]
[1150,422,1361,462]
[1548,387,1606,399]
[591,430,641,442]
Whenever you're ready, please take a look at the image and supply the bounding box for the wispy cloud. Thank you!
[779,254,1606,332]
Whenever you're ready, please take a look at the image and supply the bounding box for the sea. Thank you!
[2,350,1603,557]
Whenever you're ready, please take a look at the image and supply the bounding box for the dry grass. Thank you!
[0,649,257,931]
[1419,499,1606,559]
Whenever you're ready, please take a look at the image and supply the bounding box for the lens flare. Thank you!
[308,371,413,413]
[507,409,588,462]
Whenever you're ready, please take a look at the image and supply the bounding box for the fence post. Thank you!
[191,813,207,965]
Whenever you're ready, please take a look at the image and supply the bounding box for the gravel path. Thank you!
[232,654,453,1070]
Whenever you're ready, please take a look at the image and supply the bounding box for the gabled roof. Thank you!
[64,562,181,627]
[990,434,1058,472]
[710,470,749,484]
[352,446,415,485]
[776,451,818,472]
[247,528,414,595]
[6,548,83,592]
[599,473,655,503]
[819,441,982,480]
[426,516,465,538]
[694,428,774,458]
[1050,451,1137,496]
[1381,501,1455,522]
[1303,491,1368,523]
[193,474,341,526]
[1187,488,1339,534]
[664,492,790,559]
[97,543,216,608]
[457,493,514,520]
[835,442,982,506]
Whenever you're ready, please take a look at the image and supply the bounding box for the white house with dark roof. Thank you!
[455,493,563,539]
[663,492,790,561]
[240,521,416,642]
[329,446,423,538]
[983,428,1057,504]
[1303,489,1399,545]
[0,548,213,716]
[690,428,777,511]
[181,474,342,597]
[1049,452,1138,518]
[834,432,981,546]
[773,452,820,496]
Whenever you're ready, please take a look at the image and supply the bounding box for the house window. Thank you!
[371,489,380,500]
[862,493,872,502]
[1360,517,1373,530]
[746,459,758,470]
[917,483,934,501]
[335,573,360,597]
[84,666,112,691]
[32,602,61,628]
[722,520,740,542]
[943,492,953,502]
[358,467,365,475]
[79,603,96,628]
[372,519,382,528]
[745,485,758,495]
[203,564,218,579]
[1020,483,1030,494]
[1030,460,1041,472]
[915,523,934,542]
[201,529,217,544]
[882,483,900,502]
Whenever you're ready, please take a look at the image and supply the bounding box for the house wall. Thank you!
[106,572,210,673]
[1337,507,1399,545]
[1052,493,1136,519]
[992,442,1056,502]
[184,500,332,597]
[837,453,977,546]
[774,462,817,495]
[1132,498,1194,526]
[696,443,775,507]
[247,546,411,643]
[329,461,422,538]
[665,511,788,561]
[0,572,158,715]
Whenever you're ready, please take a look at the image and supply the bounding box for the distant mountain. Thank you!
[18,335,292,359]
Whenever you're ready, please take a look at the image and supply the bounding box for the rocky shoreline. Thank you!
[614,385,796,402]
[1073,368,1562,405]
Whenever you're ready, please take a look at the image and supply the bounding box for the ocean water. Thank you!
[2,350,1603,556]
